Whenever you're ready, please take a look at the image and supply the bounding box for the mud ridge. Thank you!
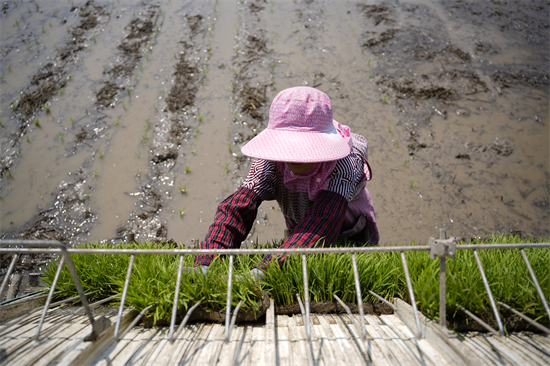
[116,13,210,242]
[95,4,160,109]
[1,1,107,180]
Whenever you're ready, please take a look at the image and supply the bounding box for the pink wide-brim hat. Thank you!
[241,87,351,163]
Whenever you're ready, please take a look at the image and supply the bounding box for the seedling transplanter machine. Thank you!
[0,232,549,365]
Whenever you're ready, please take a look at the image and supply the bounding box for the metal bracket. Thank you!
[428,237,456,259]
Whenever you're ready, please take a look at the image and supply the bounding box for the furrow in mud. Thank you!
[227,0,272,184]
[95,4,160,110]
[116,12,210,242]
[1,0,107,181]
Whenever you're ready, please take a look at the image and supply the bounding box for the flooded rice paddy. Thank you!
[0,0,548,252]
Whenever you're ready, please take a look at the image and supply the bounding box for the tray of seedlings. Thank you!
[42,234,549,333]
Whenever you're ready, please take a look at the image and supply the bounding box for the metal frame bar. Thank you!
[400,251,423,338]
[2,240,548,255]
[520,248,550,325]
[301,253,312,343]
[116,304,155,341]
[368,289,421,339]
[224,254,234,342]
[36,256,65,340]
[169,254,185,342]
[351,253,367,339]
[472,249,504,335]
[0,254,19,299]
[114,254,135,341]
[497,301,550,334]
[2,239,549,344]
[459,306,500,336]
[295,292,315,366]
[172,299,202,342]
[333,294,364,340]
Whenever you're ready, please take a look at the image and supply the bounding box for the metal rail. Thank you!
[1,238,549,358]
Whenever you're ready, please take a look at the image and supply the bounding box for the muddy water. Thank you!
[0,0,548,252]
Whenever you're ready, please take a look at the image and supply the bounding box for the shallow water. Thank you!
[0,0,548,248]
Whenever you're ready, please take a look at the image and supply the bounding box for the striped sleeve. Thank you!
[257,190,348,268]
[326,153,365,202]
[242,159,277,201]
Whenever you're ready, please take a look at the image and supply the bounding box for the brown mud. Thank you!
[1,0,107,179]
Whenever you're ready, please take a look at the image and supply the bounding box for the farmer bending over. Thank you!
[193,86,379,278]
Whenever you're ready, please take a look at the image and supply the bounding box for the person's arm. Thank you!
[194,159,276,266]
[258,190,348,268]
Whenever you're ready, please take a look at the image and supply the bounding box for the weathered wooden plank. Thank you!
[497,334,550,366]
[163,323,205,365]
[61,309,137,366]
[314,315,340,366]
[276,325,291,366]
[474,334,544,366]
[287,314,307,365]
[179,323,214,365]
[190,323,224,365]
[376,315,424,366]
[332,314,366,365]
[380,315,451,366]
[459,335,501,366]
[509,333,550,361]
[107,326,158,366]
[364,315,403,366]
[8,319,90,366]
[248,325,266,365]
[265,299,276,366]
[130,327,168,366]
[318,315,355,366]
[393,298,471,366]
[143,328,171,366]
[0,292,48,324]
[216,325,244,366]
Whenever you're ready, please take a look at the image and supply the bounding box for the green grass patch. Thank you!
[43,234,549,326]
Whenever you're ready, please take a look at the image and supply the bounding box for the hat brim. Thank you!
[241,121,351,163]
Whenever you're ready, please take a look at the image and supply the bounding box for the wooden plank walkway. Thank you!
[0,302,548,365]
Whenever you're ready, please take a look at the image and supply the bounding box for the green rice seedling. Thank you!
[381,94,390,104]
[97,151,104,159]
[54,10,60,17]
[190,145,196,155]
[59,87,65,95]
[145,119,151,131]
[228,144,232,154]
[122,100,127,110]
[15,19,19,27]
[5,169,13,179]
[198,113,204,122]
[34,119,40,126]
[114,116,120,126]
[136,150,142,159]
[0,119,3,127]
[8,64,11,73]
[33,1,39,11]
[57,132,64,141]
[141,132,149,143]
[68,75,73,81]
[43,105,51,114]
[26,137,30,143]
[185,166,191,174]
[42,25,46,33]
[225,163,229,175]
[403,160,410,168]
[26,43,32,51]
[16,148,21,156]
[135,169,141,180]
[194,127,199,137]
[69,117,74,127]
[179,209,185,218]
[93,169,99,178]
[49,21,52,27]
[410,180,417,189]
[348,24,356,37]
[368,59,371,67]
[179,185,187,195]
[369,70,374,79]
[298,36,302,45]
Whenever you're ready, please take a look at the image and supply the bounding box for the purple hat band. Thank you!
[241,87,351,163]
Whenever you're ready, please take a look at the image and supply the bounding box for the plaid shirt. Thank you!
[194,154,366,267]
